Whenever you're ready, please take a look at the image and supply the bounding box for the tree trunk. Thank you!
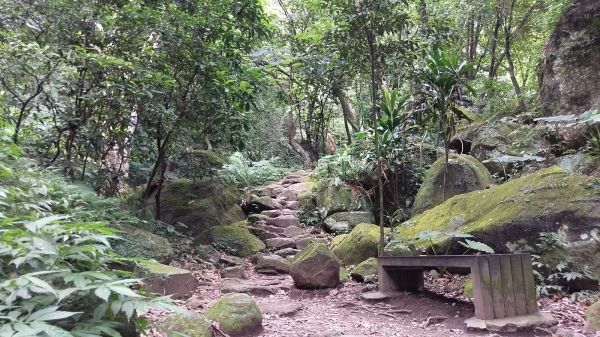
[287,109,313,168]
[332,86,359,132]
[488,6,502,79]
[504,0,527,112]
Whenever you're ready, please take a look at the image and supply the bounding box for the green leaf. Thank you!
[459,239,494,254]
[107,286,141,298]
[94,287,110,302]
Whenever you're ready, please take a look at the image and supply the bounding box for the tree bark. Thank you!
[332,86,359,132]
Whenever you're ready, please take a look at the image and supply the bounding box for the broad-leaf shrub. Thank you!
[0,121,179,336]
[219,152,288,191]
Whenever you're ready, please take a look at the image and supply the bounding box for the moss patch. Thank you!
[587,301,600,331]
[412,154,494,215]
[160,313,212,337]
[350,257,378,282]
[205,293,262,336]
[195,225,265,257]
[112,224,174,263]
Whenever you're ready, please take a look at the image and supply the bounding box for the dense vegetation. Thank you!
[2,0,600,334]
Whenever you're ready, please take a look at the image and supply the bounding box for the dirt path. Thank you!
[145,172,592,337]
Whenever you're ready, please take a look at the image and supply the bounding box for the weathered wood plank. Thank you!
[471,257,495,319]
[510,254,528,316]
[488,255,506,318]
[499,255,517,317]
[378,263,392,293]
[378,256,475,268]
[521,254,538,314]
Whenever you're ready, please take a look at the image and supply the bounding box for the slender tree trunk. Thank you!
[488,7,502,79]
[332,86,359,132]
[504,0,527,112]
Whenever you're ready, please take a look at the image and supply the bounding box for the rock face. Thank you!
[332,223,383,266]
[587,301,600,332]
[135,261,198,299]
[205,293,263,336]
[391,167,600,280]
[350,257,378,283]
[412,154,494,215]
[157,179,246,236]
[301,179,371,218]
[195,225,265,257]
[160,313,212,337]
[290,242,340,289]
[539,0,600,116]
[323,211,375,234]
[111,224,174,263]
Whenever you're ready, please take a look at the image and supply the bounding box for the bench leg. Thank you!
[379,266,423,293]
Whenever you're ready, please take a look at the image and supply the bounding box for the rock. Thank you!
[219,254,246,266]
[220,278,277,296]
[412,154,494,215]
[300,180,371,218]
[295,236,327,250]
[259,302,303,317]
[539,0,600,116]
[323,211,375,234]
[350,257,378,283]
[135,261,198,299]
[248,213,268,223]
[274,247,300,258]
[160,313,212,337]
[156,179,245,236]
[383,239,414,256]
[463,279,473,298]
[265,237,296,250]
[330,234,348,249]
[340,267,350,283]
[261,209,281,218]
[255,254,290,274]
[221,266,246,279]
[391,167,600,281]
[196,244,221,264]
[282,225,307,238]
[184,296,204,309]
[247,226,278,240]
[465,312,557,332]
[286,200,300,210]
[554,153,600,177]
[586,301,600,332]
[205,293,262,336]
[111,224,174,263]
[360,291,399,302]
[332,223,383,266]
[266,215,300,228]
[290,242,340,289]
[195,225,265,257]
[249,194,278,212]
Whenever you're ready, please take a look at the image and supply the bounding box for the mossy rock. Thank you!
[290,242,340,289]
[340,266,350,283]
[160,313,212,337]
[393,167,600,280]
[463,279,473,298]
[330,234,348,249]
[135,261,199,299]
[332,223,387,266]
[205,293,262,336]
[156,179,245,236]
[112,224,174,263]
[587,301,600,331]
[554,153,600,177]
[350,257,378,283]
[383,239,414,256]
[323,211,375,234]
[196,225,265,257]
[412,154,494,215]
[301,179,371,218]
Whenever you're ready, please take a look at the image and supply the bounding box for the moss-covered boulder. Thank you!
[301,179,371,218]
[383,239,414,256]
[112,224,174,263]
[554,153,600,177]
[340,266,350,283]
[463,279,473,298]
[156,179,245,236]
[332,223,386,266]
[205,293,262,336]
[392,167,600,280]
[196,225,265,257]
[160,313,212,337]
[135,261,199,299]
[330,234,348,250]
[290,242,340,289]
[412,154,494,215]
[323,211,375,234]
[586,301,600,332]
[350,257,378,283]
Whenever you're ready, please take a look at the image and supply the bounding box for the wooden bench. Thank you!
[378,254,538,320]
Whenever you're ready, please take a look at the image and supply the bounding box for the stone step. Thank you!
[282,226,309,238]
[255,254,290,274]
[295,236,328,250]
[253,223,285,234]
[274,247,300,258]
[265,237,296,250]
[261,210,281,218]
[266,215,300,228]
[284,200,300,210]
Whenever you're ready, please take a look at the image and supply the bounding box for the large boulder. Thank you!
[391,167,600,280]
[159,313,212,337]
[290,242,340,289]
[554,153,600,177]
[112,224,174,263]
[205,293,262,336]
[300,179,371,218]
[332,223,384,266]
[323,211,375,234]
[156,179,245,236]
[255,254,290,274]
[350,257,378,283]
[135,261,198,299]
[539,0,600,116]
[412,154,494,215]
[195,225,265,257]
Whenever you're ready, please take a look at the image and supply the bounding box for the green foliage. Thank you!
[414,231,494,255]
[219,152,289,191]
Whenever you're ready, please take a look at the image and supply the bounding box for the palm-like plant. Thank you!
[419,50,475,199]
